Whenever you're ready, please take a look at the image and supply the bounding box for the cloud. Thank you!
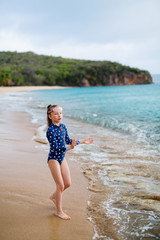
[1,26,158,73]
[1,0,160,44]
[0,0,160,73]
[0,28,35,52]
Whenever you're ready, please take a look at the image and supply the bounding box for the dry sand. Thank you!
[0,88,94,240]
[0,86,70,94]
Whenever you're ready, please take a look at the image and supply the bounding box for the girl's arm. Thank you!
[64,125,94,149]
[65,125,80,147]
[65,126,72,145]
[66,138,77,151]
[67,138,94,151]
[79,138,94,144]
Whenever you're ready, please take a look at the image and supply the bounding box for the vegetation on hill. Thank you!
[0,51,152,86]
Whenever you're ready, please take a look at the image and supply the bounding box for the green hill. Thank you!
[0,51,152,86]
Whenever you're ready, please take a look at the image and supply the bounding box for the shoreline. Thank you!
[0,86,71,94]
[1,85,159,239]
[0,103,94,239]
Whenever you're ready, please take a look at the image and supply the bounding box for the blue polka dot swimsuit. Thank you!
[46,123,79,164]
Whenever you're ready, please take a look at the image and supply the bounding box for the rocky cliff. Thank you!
[108,71,152,86]
[81,71,152,87]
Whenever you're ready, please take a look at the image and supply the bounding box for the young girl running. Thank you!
[46,104,93,220]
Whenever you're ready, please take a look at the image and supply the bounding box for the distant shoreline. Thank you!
[0,86,70,94]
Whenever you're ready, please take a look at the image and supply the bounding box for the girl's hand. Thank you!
[71,138,77,149]
[83,138,94,144]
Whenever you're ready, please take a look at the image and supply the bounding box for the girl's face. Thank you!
[49,106,63,125]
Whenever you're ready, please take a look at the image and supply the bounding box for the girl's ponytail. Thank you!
[47,104,57,126]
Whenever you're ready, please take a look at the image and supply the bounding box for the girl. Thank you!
[46,104,93,220]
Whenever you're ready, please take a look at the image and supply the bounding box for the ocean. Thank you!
[1,84,160,240]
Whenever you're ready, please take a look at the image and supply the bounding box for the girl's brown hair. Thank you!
[47,104,58,126]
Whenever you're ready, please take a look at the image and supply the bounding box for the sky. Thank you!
[0,0,160,74]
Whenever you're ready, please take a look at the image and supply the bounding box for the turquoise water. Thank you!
[1,84,160,240]
[31,84,160,152]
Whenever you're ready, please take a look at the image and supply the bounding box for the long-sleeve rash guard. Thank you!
[46,123,79,164]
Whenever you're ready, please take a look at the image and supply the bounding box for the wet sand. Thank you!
[0,107,94,239]
[0,86,70,94]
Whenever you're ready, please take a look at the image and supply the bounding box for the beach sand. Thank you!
[0,86,70,94]
[0,87,94,240]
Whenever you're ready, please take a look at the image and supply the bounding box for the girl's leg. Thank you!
[61,158,71,190]
[48,160,71,220]
[50,158,71,199]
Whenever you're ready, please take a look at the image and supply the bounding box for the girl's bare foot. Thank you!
[49,194,56,205]
[55,211,71,220]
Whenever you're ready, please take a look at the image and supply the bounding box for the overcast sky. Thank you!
[0,0,160,73]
